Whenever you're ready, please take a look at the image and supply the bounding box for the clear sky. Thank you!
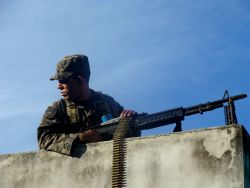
[0,0,249,154]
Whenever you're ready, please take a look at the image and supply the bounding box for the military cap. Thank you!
[50,54,90,81]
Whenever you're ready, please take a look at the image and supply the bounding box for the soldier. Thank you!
[38,54,139,155]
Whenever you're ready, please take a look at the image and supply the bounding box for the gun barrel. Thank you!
[184,94,247,116]
[226,94,247,101]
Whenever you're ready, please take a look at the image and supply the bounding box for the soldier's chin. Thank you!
[61,93,69,99]
[62,95,70,100]
[64,96,76,101]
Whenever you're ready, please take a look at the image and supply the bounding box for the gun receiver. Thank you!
[93,92,247,135]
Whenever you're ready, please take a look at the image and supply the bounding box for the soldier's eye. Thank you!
[58,75,76,84]
[59,78,71,84]
[59,79,68,84]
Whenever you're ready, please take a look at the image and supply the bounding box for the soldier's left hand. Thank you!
[120,110,137,118]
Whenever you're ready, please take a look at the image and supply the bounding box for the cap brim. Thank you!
[50,72,73,81]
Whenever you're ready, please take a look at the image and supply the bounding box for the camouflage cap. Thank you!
[50,54,90,81]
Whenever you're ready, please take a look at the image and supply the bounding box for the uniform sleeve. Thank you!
[104,94,141,138]
[104,95,124,118]
[37,101,79,155]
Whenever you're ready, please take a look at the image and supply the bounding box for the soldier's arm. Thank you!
[105,95,141,137]
[102,94,124,117]
[37,101,79,155]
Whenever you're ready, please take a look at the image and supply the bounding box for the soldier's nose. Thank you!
[57,82,63,90]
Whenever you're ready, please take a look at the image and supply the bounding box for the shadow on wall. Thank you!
[71,144,87,158]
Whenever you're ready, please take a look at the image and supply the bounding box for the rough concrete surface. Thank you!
[0,125,248,188]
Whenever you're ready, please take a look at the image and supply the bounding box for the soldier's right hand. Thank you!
[79,129,103,143]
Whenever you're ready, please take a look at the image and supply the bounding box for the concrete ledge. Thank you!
[0,125,249,188]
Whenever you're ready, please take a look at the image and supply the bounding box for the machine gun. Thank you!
[94,91,247,188]
[91,91,247,135]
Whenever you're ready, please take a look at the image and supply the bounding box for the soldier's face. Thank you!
[57,77,81,101]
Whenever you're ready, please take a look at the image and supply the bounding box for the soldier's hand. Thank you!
[120,110,137,118]
[79,129,103,143]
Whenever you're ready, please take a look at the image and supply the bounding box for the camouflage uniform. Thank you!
[38,54,140,155]
[38,90,124,155]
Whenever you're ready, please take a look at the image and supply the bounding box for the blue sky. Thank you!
[0,0,249,154]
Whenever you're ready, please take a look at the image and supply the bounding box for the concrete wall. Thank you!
[0,125,249,188]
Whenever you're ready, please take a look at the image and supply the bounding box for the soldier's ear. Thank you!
[76,76,84,85]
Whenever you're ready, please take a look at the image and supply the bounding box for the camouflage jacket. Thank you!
[38,90,124,155]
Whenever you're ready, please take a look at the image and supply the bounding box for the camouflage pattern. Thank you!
[38,90,124,155]
[50,54,90,81]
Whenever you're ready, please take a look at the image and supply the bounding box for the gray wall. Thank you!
[0,125,248,188]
